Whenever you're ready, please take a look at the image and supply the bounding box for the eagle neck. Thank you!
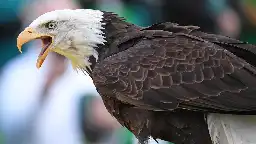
[94,12,140,65]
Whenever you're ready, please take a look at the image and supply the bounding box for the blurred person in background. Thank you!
[207,0,256,50]
[207,0,241,38]
[79,94,125,144]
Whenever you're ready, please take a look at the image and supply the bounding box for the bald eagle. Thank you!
[17,9,256,144]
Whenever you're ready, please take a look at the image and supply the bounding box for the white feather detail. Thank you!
[208,113,256,144]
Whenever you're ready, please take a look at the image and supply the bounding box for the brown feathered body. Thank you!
[89,12,256,144]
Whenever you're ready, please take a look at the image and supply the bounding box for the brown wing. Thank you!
[144,22,256,67]
[93,29,256,113]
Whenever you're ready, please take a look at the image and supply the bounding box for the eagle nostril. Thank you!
[27,30,32,33]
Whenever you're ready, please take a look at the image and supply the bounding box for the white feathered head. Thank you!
[17,9,106,72]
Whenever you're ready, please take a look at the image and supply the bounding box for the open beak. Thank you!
[17,27,53,68]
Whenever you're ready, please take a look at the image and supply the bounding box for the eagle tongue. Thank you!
[39,38,51,56]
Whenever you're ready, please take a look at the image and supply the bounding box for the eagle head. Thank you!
[17,9,106,73]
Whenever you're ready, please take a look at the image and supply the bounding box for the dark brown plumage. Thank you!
[90,12,256,144]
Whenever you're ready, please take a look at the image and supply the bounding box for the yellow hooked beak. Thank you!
[17,27,53,68]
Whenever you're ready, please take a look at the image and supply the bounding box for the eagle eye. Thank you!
[45,21,57,29]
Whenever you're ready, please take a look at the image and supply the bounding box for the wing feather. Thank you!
[93,24,256,113]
